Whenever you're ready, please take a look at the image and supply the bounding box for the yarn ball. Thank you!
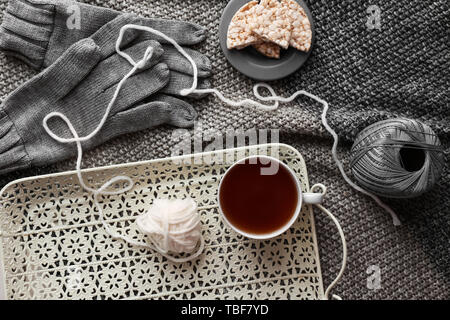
[350,118,444,198]
[136,198,202,253]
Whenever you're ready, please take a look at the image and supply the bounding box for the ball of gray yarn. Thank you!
[350,118,444,198]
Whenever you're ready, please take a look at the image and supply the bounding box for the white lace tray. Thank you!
[0,143,324,300]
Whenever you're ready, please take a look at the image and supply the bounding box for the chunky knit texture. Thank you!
[0,0,448,299]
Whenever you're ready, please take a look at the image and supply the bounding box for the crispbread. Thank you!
[227,0,312,59]
[280,0,312,52]
[227,1,261,49]
[248,0,291,49]
[252,41,280,59]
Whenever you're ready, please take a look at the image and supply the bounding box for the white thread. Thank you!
[308,183,346,300]
[317,202,346,300]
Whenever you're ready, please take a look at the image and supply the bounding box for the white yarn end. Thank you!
[179,88,192,96]
[392,215,402,226]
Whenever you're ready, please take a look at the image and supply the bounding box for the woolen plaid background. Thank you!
[0,0,448,299]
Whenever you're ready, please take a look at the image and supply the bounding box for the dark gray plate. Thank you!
[219,0,315,81]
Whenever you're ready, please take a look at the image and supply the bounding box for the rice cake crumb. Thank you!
[253,41,281,58]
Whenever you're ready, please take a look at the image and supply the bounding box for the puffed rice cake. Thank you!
[248,0,291,49]
[227,0,261,49]
[252,41,281,58]
[280,0,312,51]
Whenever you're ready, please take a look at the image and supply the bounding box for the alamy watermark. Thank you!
[66,266,82,291]
[171,121,281,175]
[366,5,381,30]
[66,4,81,30]
[366,265,382,290]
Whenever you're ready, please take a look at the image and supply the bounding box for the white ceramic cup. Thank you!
[218,155,324,240]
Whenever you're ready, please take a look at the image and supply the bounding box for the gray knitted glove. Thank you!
[0,0,211,97]
[0,15,197,175]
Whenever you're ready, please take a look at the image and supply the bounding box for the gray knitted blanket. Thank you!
[0,0,448,299]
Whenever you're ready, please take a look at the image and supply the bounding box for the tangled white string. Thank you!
[41,23,396,298]
[42,32,204,263]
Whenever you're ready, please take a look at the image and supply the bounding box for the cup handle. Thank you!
[303,183,327,205]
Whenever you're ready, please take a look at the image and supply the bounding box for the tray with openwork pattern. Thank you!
[0,143,324,300]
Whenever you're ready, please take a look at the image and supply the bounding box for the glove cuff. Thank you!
[0,109,31,175]
[0,0,55,69]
